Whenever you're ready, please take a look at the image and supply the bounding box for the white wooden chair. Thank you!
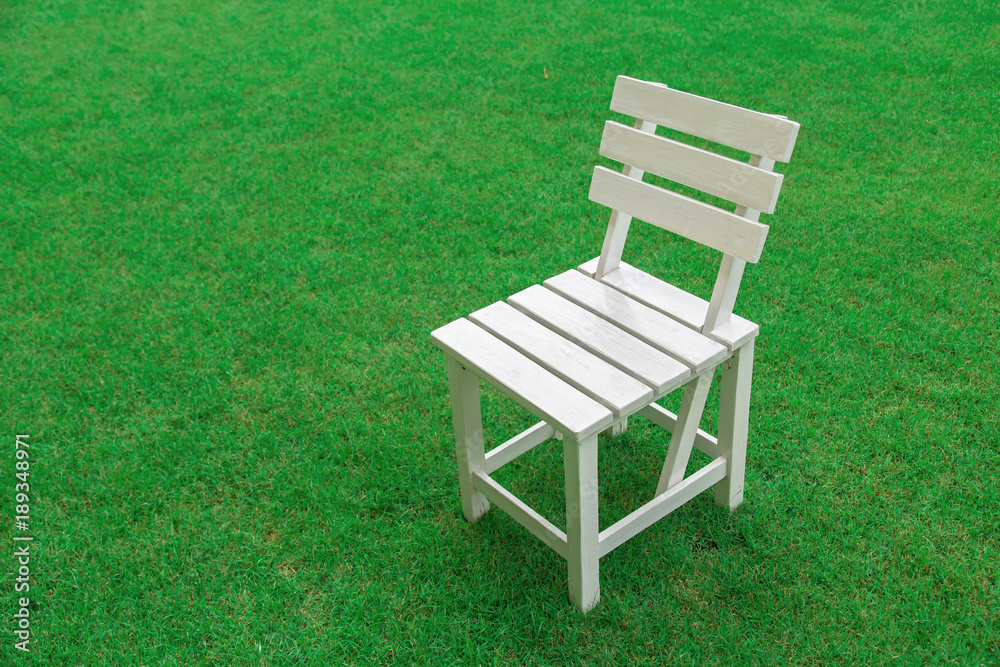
[431,75,800,612]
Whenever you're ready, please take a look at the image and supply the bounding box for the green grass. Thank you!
[2,0,998,663]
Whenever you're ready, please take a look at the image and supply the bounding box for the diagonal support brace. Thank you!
[655,372,713,495]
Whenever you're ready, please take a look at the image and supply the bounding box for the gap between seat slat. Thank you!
[543,270,729,373]
[507,285,691,398]
[470,301,653,417]
[431,318,613,438]
[577,258,759,351]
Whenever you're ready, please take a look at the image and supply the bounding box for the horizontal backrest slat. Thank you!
[610,76,800,162]
[600,120,784,213]
[589,166,769,263]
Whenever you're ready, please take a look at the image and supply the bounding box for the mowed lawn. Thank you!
[2,0,998,664]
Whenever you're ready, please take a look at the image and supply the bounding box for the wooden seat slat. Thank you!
[431,318,613,437]
[469,302,653,417]
[577,258,760,351]
[543,271,729,373]
[507,285,690,398]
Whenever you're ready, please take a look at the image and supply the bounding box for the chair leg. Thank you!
[655,372,713,495]
[564,432,600,612]
[446,356,490,523]
[605,416,627,437]
[714,340,755,511]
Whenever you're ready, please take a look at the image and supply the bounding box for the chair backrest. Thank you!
[591,76,800,332]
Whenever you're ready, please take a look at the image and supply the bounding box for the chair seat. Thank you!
[577,258,760,351]
[431,264,759,437]
[431,317,614,438]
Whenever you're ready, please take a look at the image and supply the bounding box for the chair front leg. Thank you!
[714,339,755,511]
[446,356,490,523]
[564,431,600,612]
